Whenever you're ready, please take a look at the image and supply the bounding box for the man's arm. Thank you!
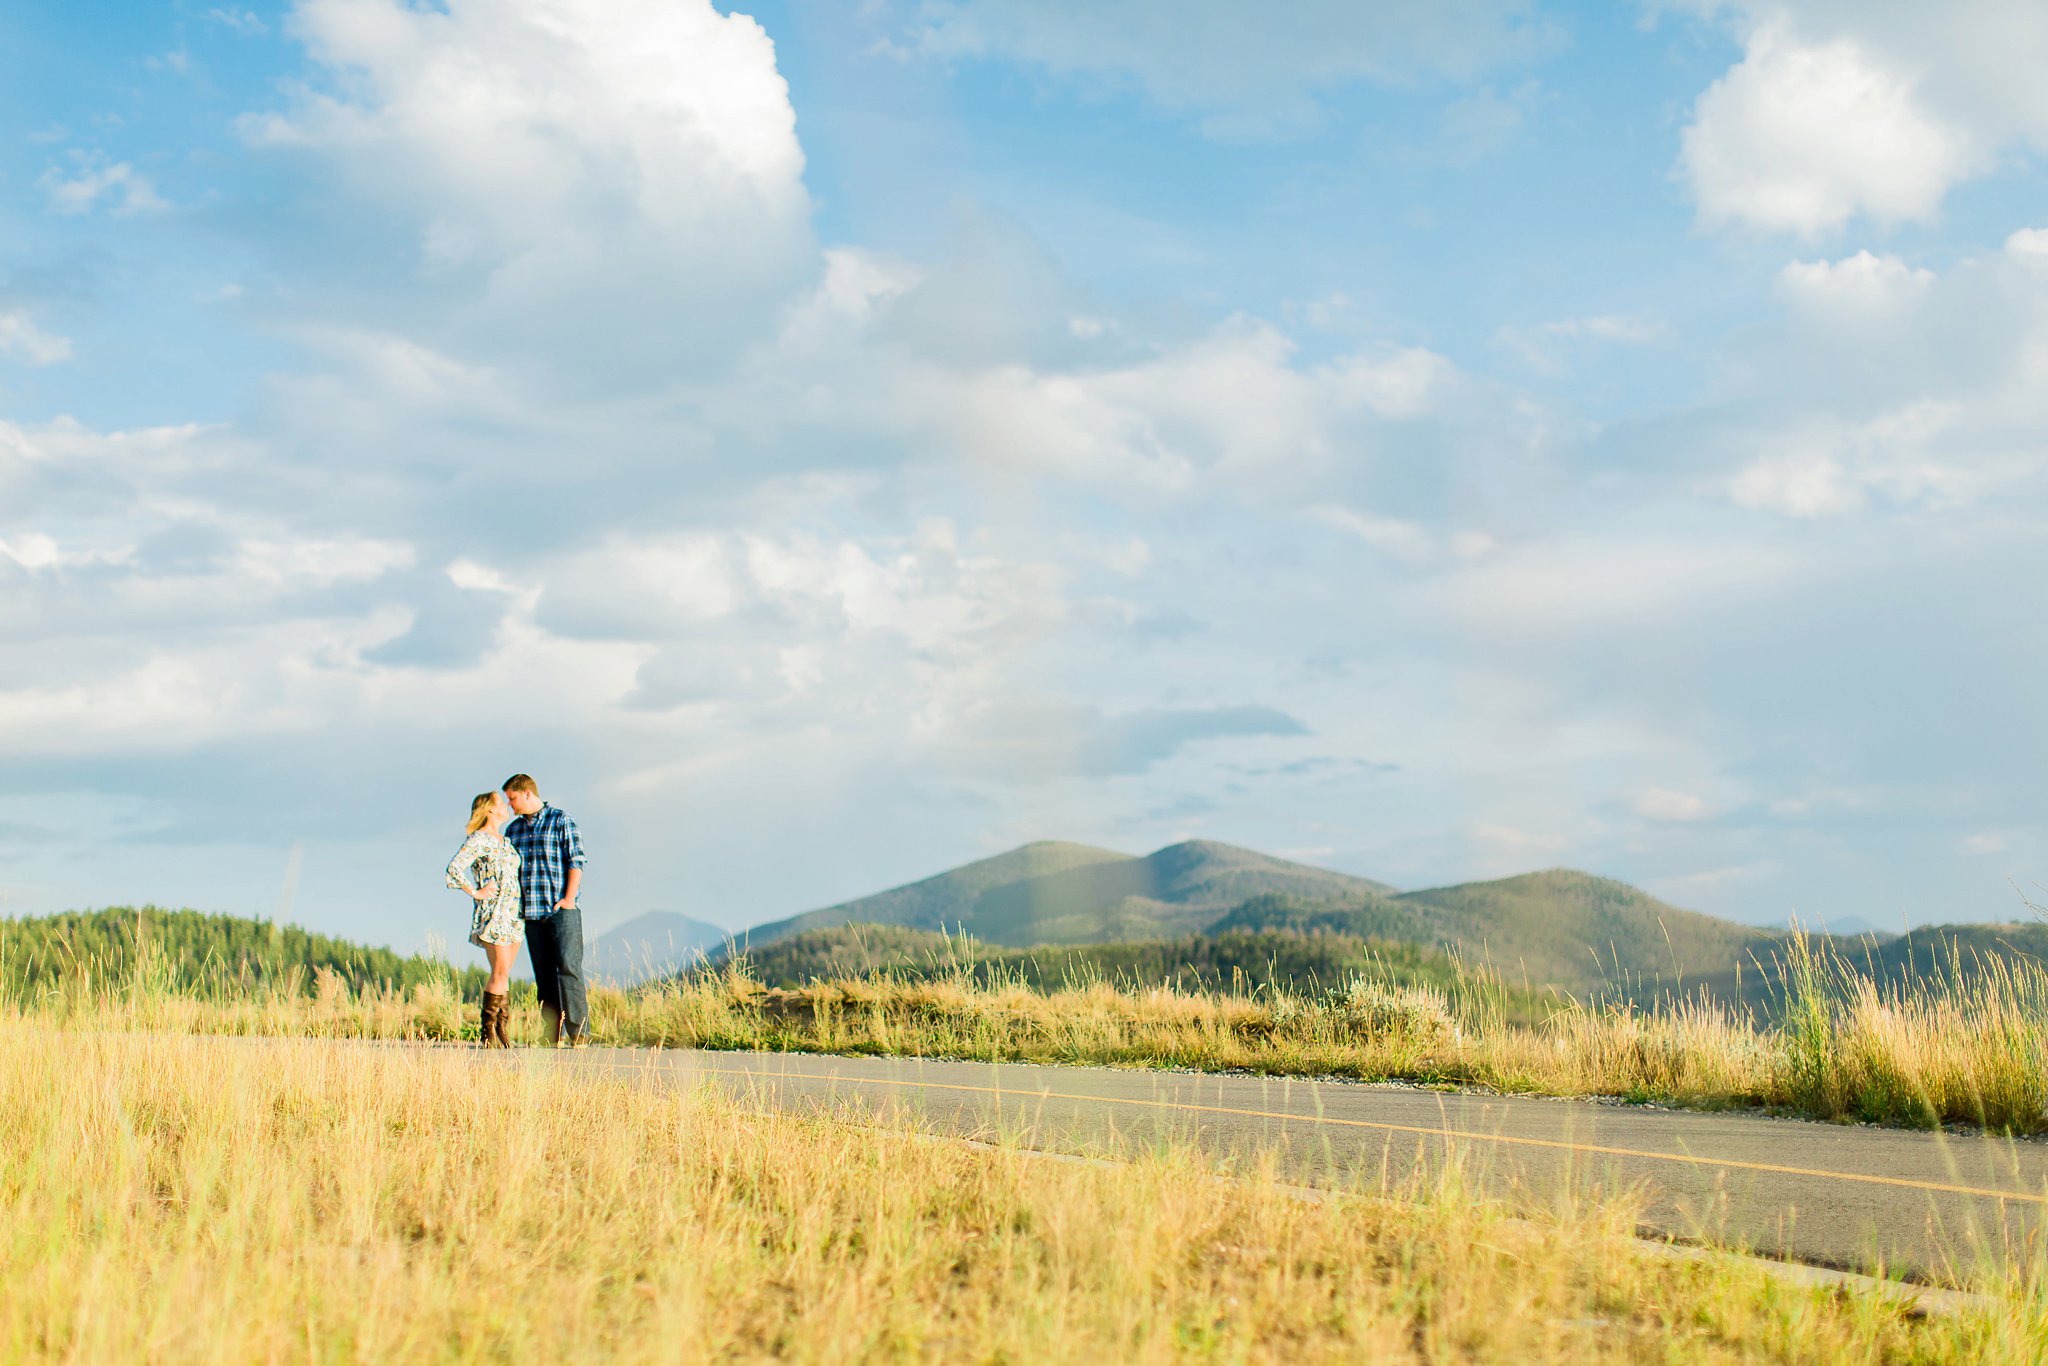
[556,811,587,910]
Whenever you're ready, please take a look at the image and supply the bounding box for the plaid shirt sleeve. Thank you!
[556,809,586,870]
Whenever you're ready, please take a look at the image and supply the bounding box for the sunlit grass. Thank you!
[19,927,2048,1134]
[7,1019,2044,1362]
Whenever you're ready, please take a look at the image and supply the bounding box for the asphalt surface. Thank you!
[541,1046,2048,1283]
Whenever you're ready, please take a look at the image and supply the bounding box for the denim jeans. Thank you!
[524,903,587,1039]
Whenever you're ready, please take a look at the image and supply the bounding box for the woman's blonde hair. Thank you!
[465,791,499,835]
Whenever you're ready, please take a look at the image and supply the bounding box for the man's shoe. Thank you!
[540,1003,563,1047]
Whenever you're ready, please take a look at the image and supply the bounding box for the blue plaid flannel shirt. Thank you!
[504,802,586,919]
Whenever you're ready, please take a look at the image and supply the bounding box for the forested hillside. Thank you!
[734,841,2048,1007]
[716,921,1560,1023]
[0,907,481,999]
[734,842,1804,1003]
[1215,874,1776,1002]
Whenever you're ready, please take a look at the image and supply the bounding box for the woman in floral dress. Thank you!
[446,790,523,1047]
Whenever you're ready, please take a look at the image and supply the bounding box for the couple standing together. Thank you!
[444,773,588,1048]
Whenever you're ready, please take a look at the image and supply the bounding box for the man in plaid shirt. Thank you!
[502,773,589,1046]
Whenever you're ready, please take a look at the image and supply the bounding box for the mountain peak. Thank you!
[734,836,1397,951]
[1482,868,1650,897]
[586,910,728,985]
[1149,837,1256,862]
[1016,838,1126,854]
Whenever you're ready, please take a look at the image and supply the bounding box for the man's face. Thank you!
[505,788,542,816]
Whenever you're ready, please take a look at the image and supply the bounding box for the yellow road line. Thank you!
[646,1059,2048,1207]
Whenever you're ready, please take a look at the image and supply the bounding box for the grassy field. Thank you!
[13,911,2048,1135]
[9,1018,2046,1363]
[62,929,2045,1137]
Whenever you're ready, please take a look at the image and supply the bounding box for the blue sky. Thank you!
[4,0,2046,948]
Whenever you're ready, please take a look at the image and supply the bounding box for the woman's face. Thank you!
[492,792,512,825]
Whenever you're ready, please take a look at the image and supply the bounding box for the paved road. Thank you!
[542,1046,2048,1282]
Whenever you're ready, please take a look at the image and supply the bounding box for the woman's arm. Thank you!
[445,839,492,900]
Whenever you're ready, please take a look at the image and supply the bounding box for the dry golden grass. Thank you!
[7,1019,2043,1363]
[83,930,2048,1136]
[36,929,2048,1146]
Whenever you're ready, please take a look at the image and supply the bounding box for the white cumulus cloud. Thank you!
[1677,1,2048,234]
[1775,250,1934,315]
[243,0,816,380]
[1723,232,2048,517]
[1680,21,1976,236]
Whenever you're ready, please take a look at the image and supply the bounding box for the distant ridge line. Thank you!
[711,839,2033,1005]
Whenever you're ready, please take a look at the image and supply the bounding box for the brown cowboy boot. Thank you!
[481,991,510,1049]
[490,992,512,1048]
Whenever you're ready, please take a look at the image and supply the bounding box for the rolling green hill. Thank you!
[737,843,1752,999]
[735,845,1786,1000]
[1214,874,2048,1007]
[1218,871,1776,1002]
[1394,870,1772,998]
[1848,921,2048,986]
[966,840,1396,944]
[737,841,1130,947]
[736,840,1395,950]
[739,843,2012,1007]
[742,891,2041,1015]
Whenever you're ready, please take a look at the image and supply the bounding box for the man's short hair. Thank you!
[502,774,539,797]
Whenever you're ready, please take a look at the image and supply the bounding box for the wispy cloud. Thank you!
[41,159,168,216]
[0,312,72,366]
[203,7,268,35]
[900,0,1560,139]
[1634,788,1708,823]
[1496,313,1668,373]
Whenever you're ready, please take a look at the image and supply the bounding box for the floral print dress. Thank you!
[446,831,525,948]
